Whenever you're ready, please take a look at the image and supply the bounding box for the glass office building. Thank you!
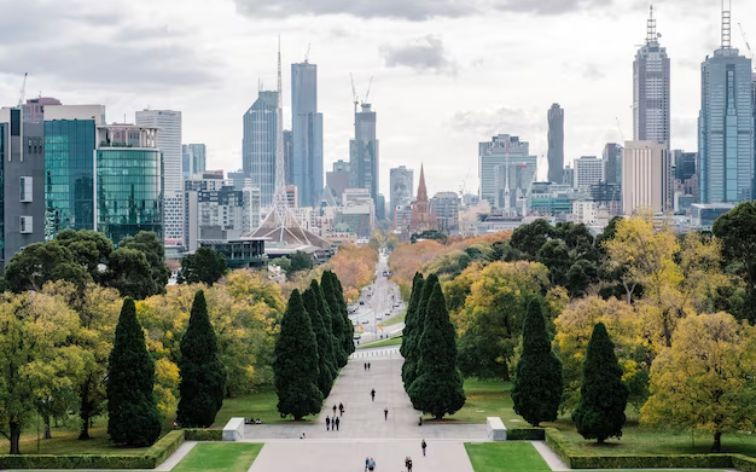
[44,119,96,238]
[95,141,163,244]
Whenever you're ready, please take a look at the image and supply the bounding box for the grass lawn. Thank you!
[213,387,315,427]
[465,442,550,471]
[441,378,523,426]
[380,311,405,327]
[356,335,402,349]
[172,442,262,472]
[0,424,153,455]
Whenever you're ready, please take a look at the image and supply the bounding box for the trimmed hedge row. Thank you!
[506,428,545,440]
[0,429,185,470]
[544,428,756,471]
[184,428,223,441]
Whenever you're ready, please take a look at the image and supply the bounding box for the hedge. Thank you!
[544,428,756,471]
[184,428,223,441]
[506,428,545,440]
[0,429,184,470]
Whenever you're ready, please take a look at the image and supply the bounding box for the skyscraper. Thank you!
[326,159,351,200]
[547,104,564,183]
[243,90,278,207]
[349,103,379,201]
[602,143,623,185]
[291,62,323,207]
[478,134,536,212]
[633,6,671,144]
[574,156,604,189]
[135,109,182,246]
[622,140,672,215]
[389,165,413,217]
[182,143,206,180]
[698,4,754,203]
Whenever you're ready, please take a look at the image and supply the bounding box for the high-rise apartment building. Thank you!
[389,166,413,217]
[547,104,564,183]
[698,6,754,203]
[574,156,604,189]
[349,103,379,202]
[478,134,536,212]
[135,109,182,246]
[243,90,278,207]
[622,140,671,215]
[291,62,323,207]
[602,143,623,185]
[633,6,671,144]
[430,191,460,233]
[182,143,206,180]
[95,124,163,244]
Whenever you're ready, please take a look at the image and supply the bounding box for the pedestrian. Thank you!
[334,416,340,431]
[406,457,413,471]
[384,407,388,421]
[339,402,344,416]
[325,416,330,431]
[421,439,427,456]
[368,362,371,370]
[332,404,337,416]
[364,457,369,472]
[371,388,376,401]
[364,362,367,371]
[367,457,375,471]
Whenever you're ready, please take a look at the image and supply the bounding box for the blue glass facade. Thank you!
[96,148,163,244]
[44,119,96,238]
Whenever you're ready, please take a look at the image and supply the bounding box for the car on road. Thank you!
[359,300,365,305]
[376,315,383,320]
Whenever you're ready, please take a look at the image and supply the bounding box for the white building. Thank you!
[622,140,671,215]
[135,109,183,247]
[572,200,598,225]
[574,156,604,189]
[478,134,536,213]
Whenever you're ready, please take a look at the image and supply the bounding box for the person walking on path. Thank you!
[364,457,369,471]
[384,407,389,421]
[368,362,371,370]
[367,457,376,471]
[339,402,344,416]
[334,416,340,431]
[421,439,427,456]
[325,416,330,431]
[371,388,376,401]
[364,362,367,371]
[405,457,413,471]
[332,404,337,416]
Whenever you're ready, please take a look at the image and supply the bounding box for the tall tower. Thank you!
[349,103,379,201]
[410,164,434,233]
[698,1,754,203]
[633,5,671,144]
[243,90,278,206]
[547,104,564,183]
[291,61,323,207]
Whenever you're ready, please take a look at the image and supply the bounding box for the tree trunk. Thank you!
[712,431,722,452]
[9,420,21,454]
[43,414,52,440]
[79,383,92,440]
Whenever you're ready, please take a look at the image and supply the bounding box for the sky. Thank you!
[0,0,754,198]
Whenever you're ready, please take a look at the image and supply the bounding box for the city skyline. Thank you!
[2,0,755,197]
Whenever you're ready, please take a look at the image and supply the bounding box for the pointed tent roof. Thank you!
[416,164,428,203]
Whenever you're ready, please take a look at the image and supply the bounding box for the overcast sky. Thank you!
[1,0,754,197]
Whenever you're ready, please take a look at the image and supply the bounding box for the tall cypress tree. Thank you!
[572,322,628,443]
[401,273,424,386]
[511,299,563,426]
[328,271,355,356]
[273,290,323,420]
[176,290,226,427]
[321,271,348,367]
[302,285,336,396]
[407,281,466,419]
[403,273,438,389]
[107,297,161,446]
[316,279,343,371]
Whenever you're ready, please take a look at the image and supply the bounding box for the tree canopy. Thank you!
[179,247,227,286]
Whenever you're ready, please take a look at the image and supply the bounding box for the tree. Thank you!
[289,251,314,274]
[118,231,170,295]
[315,279,343,373]
[565,259,598,297]
[537,239,571,286]
[55,229,114,283]
[713,201,756,323]
[104,247,157,299]
[327,244,379,302]
[407,281,466,419]
[273,290,323,420]
[511,300,563,426]
[641,313,755,452]
[321,272,348,367]
[400,273,424,360]
[510,219,553,259]
[0,291,81,454]
[572,322,628,443]
[302,284,337,397]
[176,290,226,427]
[179,247,227,286]
[330,272,355,357]
[403,274,438,388]
[107,298,161,446]
[4,241,90,292]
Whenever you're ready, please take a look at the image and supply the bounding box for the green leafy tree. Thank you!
[273,290,323,420]
[107,298,161,446]
[4,241,90,292]
[105,247,157,299]
[55,229,114,282]
[511,300,563,426]
[712,201,756,323]
[565,259,598,297]
[176,290,226,427]
[537,239,571,286]
[289,251,314,273]
[403,274,438,388]
[572,322,628,443]
[179,247,227,286]
[510,219,553,259]
[118,231,170,295]
[407,281,465,419]
[302,284,337,396]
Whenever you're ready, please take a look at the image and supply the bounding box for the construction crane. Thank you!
[615,116,625,143]
[363,76,374,104]
[349,73,359,114]
[737,22,754,70]
[17,72,28,107]
[304,42,311,63]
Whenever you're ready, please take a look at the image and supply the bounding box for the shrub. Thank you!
[184,428,223,441]
[506,428,545,440]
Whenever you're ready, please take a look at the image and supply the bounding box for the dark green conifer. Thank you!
[316,279,343,371]
[572,322,629,443]
[176,290,226,427]
[107,297,161,446]
[403,273,438,388]
[400,273,424,386]
[302,285,337,396]
[321,271,348,367]
[511,299,563,426]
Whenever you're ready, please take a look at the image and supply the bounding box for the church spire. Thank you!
[417,164,428,202]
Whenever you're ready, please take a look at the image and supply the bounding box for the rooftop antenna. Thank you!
[721,0,732,49]
[17,72,28,107]
[646,4,657,43]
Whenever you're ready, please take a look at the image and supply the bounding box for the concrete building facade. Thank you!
[574,156,604,189]
[478,134,536,213]
[389,165,413,218]
[633,6,671,144]
[622,140,671,215]
[547,103,564,184]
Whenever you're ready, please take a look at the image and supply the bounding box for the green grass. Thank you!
[356,335,402,349]
[213,387,315,427]
[0,424,154,455]
[465,442,550,471]
[380,311,405,327]
[440,379,522,426]
[172,442,262,472]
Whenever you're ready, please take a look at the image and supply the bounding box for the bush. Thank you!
[506,428,545,440]
[184,428,223,441]
[0,430,184,469]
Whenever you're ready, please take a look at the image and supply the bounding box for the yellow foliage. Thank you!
[324,244,378,303]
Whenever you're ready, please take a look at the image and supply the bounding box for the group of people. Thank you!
[363,362,372,370]
[362,441,427,471]
[325,402,345,431]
